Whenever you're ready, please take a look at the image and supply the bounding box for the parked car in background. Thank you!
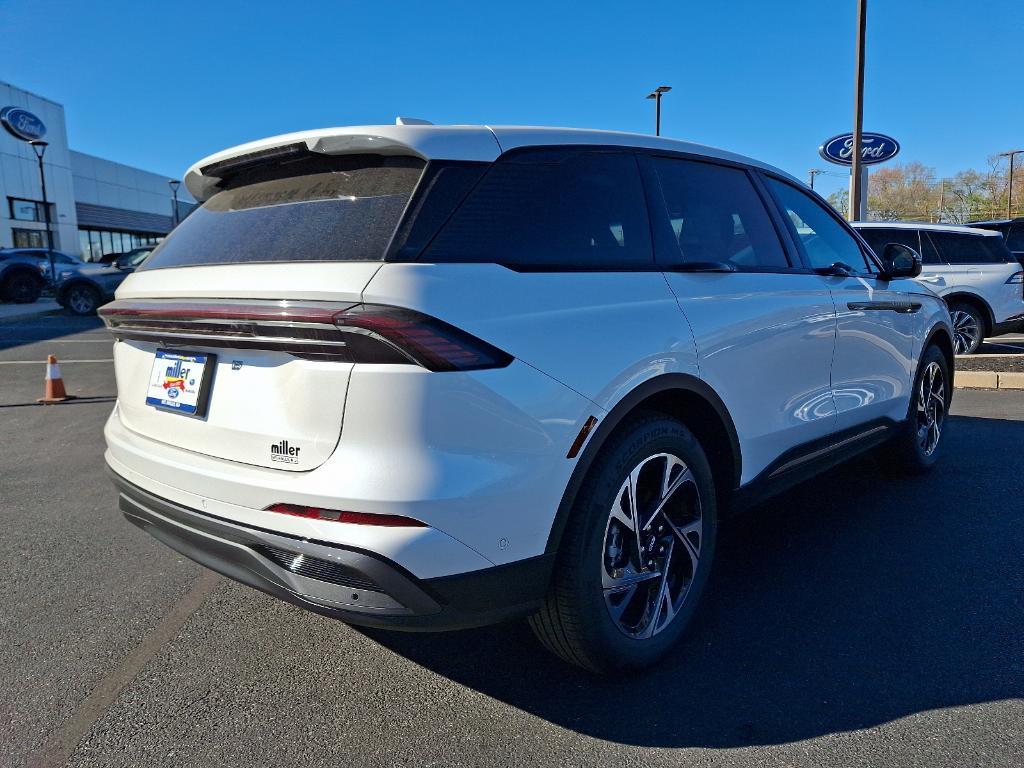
[56,247,152,315]
[96,245,157,265]
[0,248,79,303]
[101,124,953,672]
[968,217,1024,267]
[855,222,1024,354]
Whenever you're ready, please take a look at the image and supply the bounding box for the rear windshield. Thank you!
[139,157,424,270]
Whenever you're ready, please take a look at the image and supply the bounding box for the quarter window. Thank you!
[765,178,872,272]
[423,149,652,269]
[650,158,789,269]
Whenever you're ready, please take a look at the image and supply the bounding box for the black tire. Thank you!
[948,302,984,355]
[64,283,100,315]
[2,272,42,304]
[877,345,950,475]
[529,412,718,673]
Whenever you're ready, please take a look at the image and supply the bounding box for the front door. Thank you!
[763,178,916,430]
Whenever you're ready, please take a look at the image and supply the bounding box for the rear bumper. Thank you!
[111,469,553,631]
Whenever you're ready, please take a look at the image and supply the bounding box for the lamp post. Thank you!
[29,139,56,283]
[645,86,672,136]
[168,179,181,227]
[997,150,1023,219]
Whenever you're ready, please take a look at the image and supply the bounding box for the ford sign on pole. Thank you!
[0,106,47,142]
[819,132,899,166]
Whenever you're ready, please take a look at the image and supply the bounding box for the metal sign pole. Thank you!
[849,0,867,221]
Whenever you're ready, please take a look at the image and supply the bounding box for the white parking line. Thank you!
[0,359,113,364]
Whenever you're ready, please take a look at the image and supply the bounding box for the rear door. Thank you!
[645,156,839,483]
[102,154,425,471]
[763,177,916,430]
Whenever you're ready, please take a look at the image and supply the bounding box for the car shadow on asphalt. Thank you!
[0,312,104,351]
[361,414,1024,748]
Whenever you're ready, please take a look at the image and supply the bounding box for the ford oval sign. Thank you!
[819,132,900,166]
[1,107,47,142]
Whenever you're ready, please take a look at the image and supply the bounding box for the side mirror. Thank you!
[879,243,922,279]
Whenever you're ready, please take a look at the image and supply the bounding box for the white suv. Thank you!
[101,125,953,672]
[855,222,1024,354]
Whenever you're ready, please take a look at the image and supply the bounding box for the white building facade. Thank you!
[1,80,194,261]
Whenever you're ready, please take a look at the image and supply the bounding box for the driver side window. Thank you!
[765,178,872,273]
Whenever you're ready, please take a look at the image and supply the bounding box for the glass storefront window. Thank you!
[76,228,166,260]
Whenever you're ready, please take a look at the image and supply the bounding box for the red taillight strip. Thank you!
[99,299,352,326]
[265,503,427,528]
[98,299,513,372]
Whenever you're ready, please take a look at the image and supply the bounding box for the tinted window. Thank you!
[424,150,652,268]
[926,232,1010,264]
[140,158,424,271]
[651,158,789,269]
[766,178,871,272]
[857,228,936,264]
[1007,223,1024,252]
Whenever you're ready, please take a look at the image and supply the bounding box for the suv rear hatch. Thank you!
[100,153,425,472]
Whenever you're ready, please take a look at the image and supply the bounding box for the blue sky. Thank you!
[1,0,1020,200]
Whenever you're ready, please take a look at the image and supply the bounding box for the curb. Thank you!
[955,371,1024,390]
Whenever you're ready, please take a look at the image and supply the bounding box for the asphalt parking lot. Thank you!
[2,312,1023,768]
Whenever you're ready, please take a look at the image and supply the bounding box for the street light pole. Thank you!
[848,0,868,221]
[29,139,55,283]
[645,86,672,136]
[998,150,1023,219]
[168,179,181,227]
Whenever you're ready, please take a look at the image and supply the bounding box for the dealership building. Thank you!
[0,80,195,261]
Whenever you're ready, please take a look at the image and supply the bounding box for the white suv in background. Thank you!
[855,222,1024,354]
[101,125,953,672]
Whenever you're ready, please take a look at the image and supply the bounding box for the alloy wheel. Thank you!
[68,287,95,314]
[917,361,945,456]
[602,452,702,639]
[950,309,980,355]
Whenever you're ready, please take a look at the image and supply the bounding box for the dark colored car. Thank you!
[56,247,154,315]
[969,218,1024,267]
[0,248,79,303]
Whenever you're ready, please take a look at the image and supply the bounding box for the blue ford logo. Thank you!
[0,106,47,142]
[819,132,900,166]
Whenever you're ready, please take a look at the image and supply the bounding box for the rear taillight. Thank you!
[265,503,427,527]
[332,304,512,372]
[99,299,513,371]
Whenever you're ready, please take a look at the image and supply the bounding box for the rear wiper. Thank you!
[666,261,738,273]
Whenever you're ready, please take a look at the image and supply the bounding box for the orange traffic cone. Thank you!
[37,354,72,404]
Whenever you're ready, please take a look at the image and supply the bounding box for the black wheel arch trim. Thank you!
[544,372,740,555]
[943,292,994,334]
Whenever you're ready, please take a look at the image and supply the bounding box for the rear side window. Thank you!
[925,232,1010,264]
[651,158,789,269]
[423,149,652,269]
[857,228,936,263]
[765,178,872,273]
[139,156,424,270]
